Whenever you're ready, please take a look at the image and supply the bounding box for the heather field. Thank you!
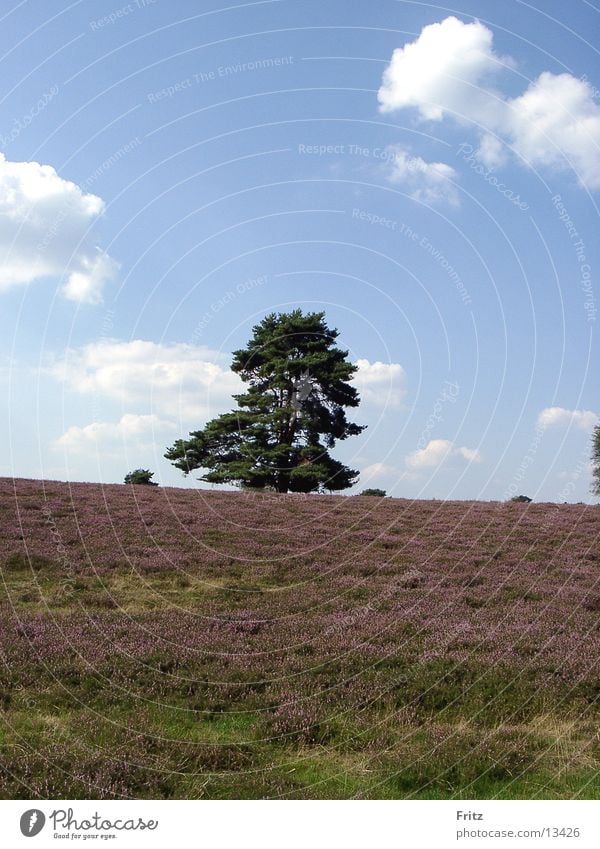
[0,477,598,800]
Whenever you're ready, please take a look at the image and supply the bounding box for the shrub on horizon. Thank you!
[124,469,158,486]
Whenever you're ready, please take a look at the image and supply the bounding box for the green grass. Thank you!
[1,491,598,799]
[2,670,598,799]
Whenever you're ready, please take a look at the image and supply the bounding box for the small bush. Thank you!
[510,495,532,503]
[359,488,387,497]
[124,469,158,486]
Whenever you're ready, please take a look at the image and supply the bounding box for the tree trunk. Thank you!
[276,474,290,493]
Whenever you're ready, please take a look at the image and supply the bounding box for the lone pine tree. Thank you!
[165,310,365,493]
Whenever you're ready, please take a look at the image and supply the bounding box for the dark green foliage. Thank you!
[360,488,387,497]
[124,469,158,486]
[165,311,365,493]
[511,495,532,503]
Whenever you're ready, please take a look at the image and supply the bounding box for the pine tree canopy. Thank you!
[165,310,366,493]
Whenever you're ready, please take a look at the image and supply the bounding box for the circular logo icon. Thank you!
[20,810,45,837]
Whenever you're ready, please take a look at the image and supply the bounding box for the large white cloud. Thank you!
[378,16,600,189]
[537,407,597,431]
[49,343,409,446]
[353,358,407,407]
[385,146,460,206]
[502,72,600,185]
[0,153,117,301]
[406,438,481,469]
[56,414,176,454]
[378,16,501,121]
[50,339,242,420]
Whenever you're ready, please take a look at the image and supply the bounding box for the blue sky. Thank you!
[0,0,598,501]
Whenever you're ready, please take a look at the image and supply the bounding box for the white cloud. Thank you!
[61,251,119,305]
[50,339,242,420]
[406,439,452,469]
[537,407,597,431]
[505,72,600,187]
[353,358,407,407]
[361,462,397,481]
[360,462,415,486]
[406,438,481,469]
[385,146,460,206]
[50,343,408,423]
[55,414,176,454]
[0,153,117,301]
[378,16,502,121]
[476,133,507,168]
[456,445,481,462]
[378,16,600,189]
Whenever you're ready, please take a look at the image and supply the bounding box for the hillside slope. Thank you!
[0,478,598,799]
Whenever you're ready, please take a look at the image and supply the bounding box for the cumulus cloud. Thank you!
[361,462,396,480]
[353,359,407,407]
[537,407,597,431]
[378,16,600,189]
[61,251,119,305]
[503,72,600,185]
[361,461,414,484]
[378,16,502,121]
[0,153,117,301]
[55,414,176,454]
[406,438,481,469]
[455,445,481,462]
[476,132,508,168]
[385,146,459,206]
[50,339,242,421]
[50,343,408,423]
